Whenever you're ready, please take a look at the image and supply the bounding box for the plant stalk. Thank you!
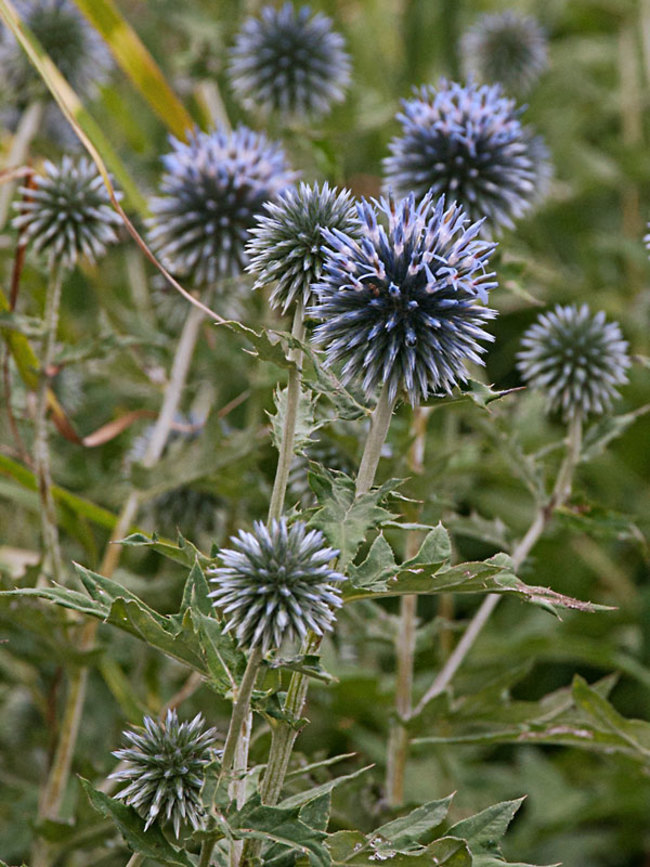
[356,383,396,497]
[414,413,583,716]
[220,647,263,779]
[0,99,44,229]
[125,853,145,867]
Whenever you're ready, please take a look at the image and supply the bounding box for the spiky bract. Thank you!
[209,519,344,654]
[517,304,630,419]
[111,710,218,838]
[0,0,110,102]
[247,182,359,313]
[383,79,544,233]
[311,193,497,406]
[461,11,548,94]
[12,156,121,269]
[229,3,350,119]
[148,127,295,287]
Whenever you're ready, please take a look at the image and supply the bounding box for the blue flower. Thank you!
[209,519,345,654]
[246,182,359,313]
[228,3,351,119]
[311,193,497,407]
[383,79,545,233]
[12,156,121,269]
[148,126,295,288]
[517,304,630,419]
[461,11,548,94]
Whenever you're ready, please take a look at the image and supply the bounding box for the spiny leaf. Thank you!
[372,795,455,850]
[447,799,525,855]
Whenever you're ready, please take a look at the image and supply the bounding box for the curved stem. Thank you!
[34,258,65,587]
[268,301,305,522]
[414,414,583,716]
[356,383,396,497]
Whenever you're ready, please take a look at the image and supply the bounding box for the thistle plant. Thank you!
[517,304,630,419]
[111,710,218,838]
[228,3,351,120]
[209,518,344,655]
[312,192,497,407]
[148,126,295,288]
[460,11,548,94]
[13,156,121,269]
[383,79,546,232]
[247,182,359,314]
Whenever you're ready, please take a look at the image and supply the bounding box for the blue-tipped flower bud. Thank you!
[517,304,631,419]
[209,518,345,654]
[228,3,351,119]
[311,193,498,407]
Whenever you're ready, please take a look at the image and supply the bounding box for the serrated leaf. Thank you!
[270,385,322,455]
[308,468,399,567]
[267,653,338,684]
[327,831,471,866]
[373,795,454,851]
[347,533,397,592]
[279,765,373,811]
[422,837,472,866]
[554,500,647,550]
[447,798,525,855]
[119,532,210,568]
[402,524,452,567]
[81,779,194,866]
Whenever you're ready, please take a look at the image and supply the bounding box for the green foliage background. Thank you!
[0,0,649,865]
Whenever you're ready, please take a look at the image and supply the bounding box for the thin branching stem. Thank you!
[414,413,583,716]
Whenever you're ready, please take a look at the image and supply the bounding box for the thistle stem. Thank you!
[32,303,205,865]
[34,257,65,587]
[385,405,429,805]
[356,383,397,497]
[267,300,305,522]
[414,413,583,716]
[125,853,145,867]
[220,647,263,779]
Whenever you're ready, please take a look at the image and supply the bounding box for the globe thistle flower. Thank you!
[209,519,345,654]
[311,193,497,406]
[517,304,631,419]
[228,3,351,120]
[111,710,218,838]
[0,0,111,103]
[148,126,295,288]
[12,156,121,269]
[460,11,548,94]
[383,78,544,233]
[151,486,223,541]
[246,182,359,314]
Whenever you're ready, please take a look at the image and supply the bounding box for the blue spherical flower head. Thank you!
[209,518,345,655]
[229,3,351,119]
[517,304,630,420]
[383,79,544,233]
[148,126,296,288]
[246,182,360,314]
[311,193,498,407]
[461,11,548,94]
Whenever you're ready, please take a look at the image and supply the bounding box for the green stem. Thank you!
[414,413,584,716]
[125,853,145,867]
[267,300,305,522]
[220,647,263,779]
[356,383,397,497]
[34,257,65,587]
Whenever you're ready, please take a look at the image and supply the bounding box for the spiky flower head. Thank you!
[460,11,548,94]
[209,519,344,654]
[12,156,121,269]
[383,78,545,233]
[0,0,111,102]
[517,304,630,419]
[148,126,295,288]
[246,182,359,313]
[228,3,351,119]
[111,710,218,838]
[311,193,497,406]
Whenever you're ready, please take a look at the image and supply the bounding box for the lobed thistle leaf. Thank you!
[12,156,121,269]
[517,304,631,420]
[228,2,351,120]
[208,518,345,654]
[111,710,218,839]
[0,0,111,102]
[246,181,360,313]
[147,126,296,288]
[460,11,548,94]
[311,193,498,407]
[383,78,549,233]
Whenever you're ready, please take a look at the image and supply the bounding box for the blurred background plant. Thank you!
[0,1,649,866]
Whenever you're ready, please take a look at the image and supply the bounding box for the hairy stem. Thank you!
[385,405,429,805]
[414,413,583,716]
[34,257,65,587]
[0,99,43,229]
[220,647,263,778]
[32,303,205,863]
[356,383,397,497]
[268,300,305,522]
